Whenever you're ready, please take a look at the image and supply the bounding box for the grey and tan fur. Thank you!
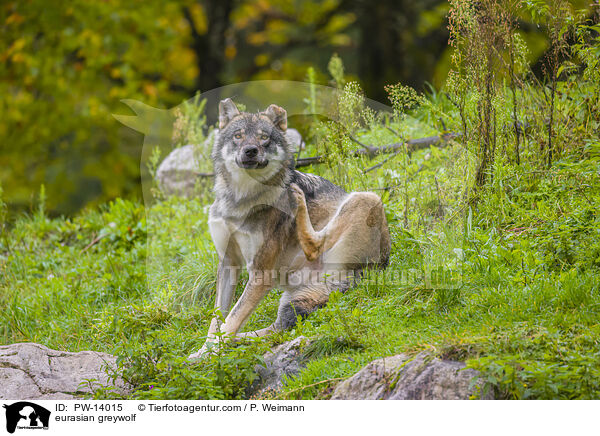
[189,98,391,359]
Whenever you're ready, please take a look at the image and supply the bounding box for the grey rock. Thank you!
[0,343,128,400]
[250,336,311,396]
[156,143,200,196]
[155,128,303,197]
[156,130,217,197]
[249,337,489,400]
[331,351,491,400]
[283,128,303,150]
[331,354,410,400]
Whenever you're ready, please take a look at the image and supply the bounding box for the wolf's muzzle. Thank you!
[236,153,269,169]
[243,145,258,158]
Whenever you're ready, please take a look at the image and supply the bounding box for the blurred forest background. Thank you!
[0,0,594,215]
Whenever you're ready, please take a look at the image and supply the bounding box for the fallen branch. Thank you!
[81,233,109,253]
[294,155,325,168]
[363,150,401,174]
[297,132,459,168]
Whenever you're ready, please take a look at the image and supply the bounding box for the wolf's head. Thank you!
[212,99,295,190]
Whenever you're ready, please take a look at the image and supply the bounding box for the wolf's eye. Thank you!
[260,134,269,141]
[234,133,242,139]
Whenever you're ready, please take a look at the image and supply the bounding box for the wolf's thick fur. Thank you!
[189,99,391,359]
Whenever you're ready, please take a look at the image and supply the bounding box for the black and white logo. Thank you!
[2,402,50,434]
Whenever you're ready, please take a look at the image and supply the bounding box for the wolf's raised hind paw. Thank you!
[290,183,305,207]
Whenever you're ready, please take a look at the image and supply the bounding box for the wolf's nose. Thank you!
[244,146,258,158]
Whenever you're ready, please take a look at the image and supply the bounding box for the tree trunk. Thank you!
[184,0,234,95]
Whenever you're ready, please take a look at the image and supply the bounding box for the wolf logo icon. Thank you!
[2,402,51,434]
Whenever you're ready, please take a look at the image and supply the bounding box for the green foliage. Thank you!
[0,0,194,214]
[3,0,595,215]
[110,327,267,400]
[304,66,318,116]
[327,53,346,89]
[0,197,148,346]
[172,93,209,148]
[0,183,6,233]
[302,291,369,360]
[385,83,420,119]
[467,323,600,399]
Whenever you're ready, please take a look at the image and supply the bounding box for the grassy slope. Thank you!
[1,109,599,400]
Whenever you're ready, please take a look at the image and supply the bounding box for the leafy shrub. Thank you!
[110,329,268,400]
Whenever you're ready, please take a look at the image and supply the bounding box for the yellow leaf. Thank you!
[11,52,25,63]
[330,34,352,47]
[109,87,121,98]
[188,3,208,34]
[225,45,237,59]
[10,38,26,53]
[5,13,24,25]
[110,68,121,79]
[254,53,269,66]
[143,83,157,98]
[248,32,267,46]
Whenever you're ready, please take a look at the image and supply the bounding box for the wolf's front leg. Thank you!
[189,270,272,360]
[189,256,240,360]
[218,270,272,340]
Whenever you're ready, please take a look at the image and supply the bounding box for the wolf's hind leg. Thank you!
[291,184,324,261]
[292,186,388,268]
[274,284,330,330]
[236,281,333,338]
[314,191,390,269]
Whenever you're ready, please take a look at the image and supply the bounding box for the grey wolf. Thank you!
[189,98,391,359]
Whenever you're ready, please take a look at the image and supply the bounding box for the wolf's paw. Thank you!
[290,183,305,208]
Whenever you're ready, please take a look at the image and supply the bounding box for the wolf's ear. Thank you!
[263,104,287,131]
[219,98,241,129]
